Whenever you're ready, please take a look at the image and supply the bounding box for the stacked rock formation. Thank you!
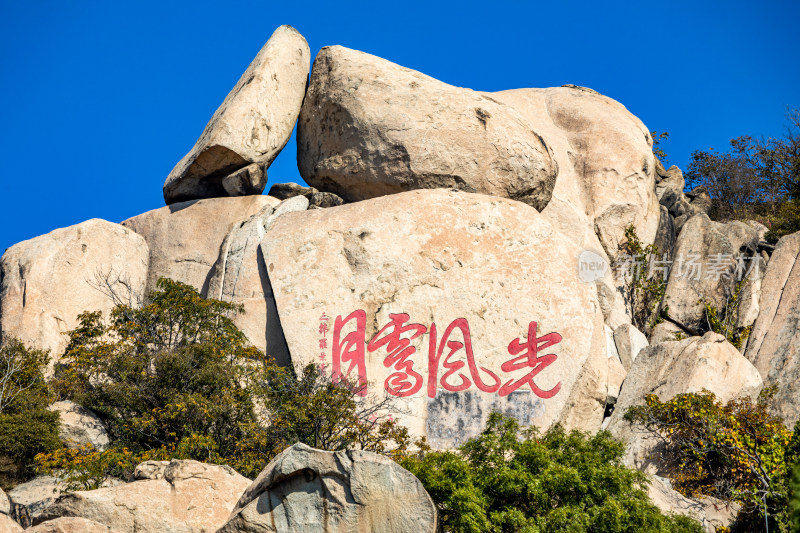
[2,24,798,532]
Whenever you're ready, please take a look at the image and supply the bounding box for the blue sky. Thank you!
[1,0,798,253]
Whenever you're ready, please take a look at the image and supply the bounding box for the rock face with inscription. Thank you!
[297,46,558,210]
[218,443,438,533]
[163,26,310,204]
[261,189,610,445]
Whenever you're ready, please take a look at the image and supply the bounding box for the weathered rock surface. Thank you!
[493,87,660,263]
[133,461,171,481]
[261,189,610,444]
[164,26,310,204]
[647,475,737,533]
[0,487,10,515]
[613,323,648,371]
[8,476,64,525]
[122,196,278,294]
[35,460,250,533]
[206,196,307,359]
[218,443,437,533]
[298,46,558,210]
[48,401,110,450]
[608,332,763,472]
[0,219,148,368]
[745,230,800,426]
[686,186,712,215]
[27,517,119,533]
[653,205,676,257]
[607,355,626,406]
[0,513,22,532]
[661,214,763,332]
[655,166,685,211]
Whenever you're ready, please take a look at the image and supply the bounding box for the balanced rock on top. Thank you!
[163,25,310,205]
[297,46,559,210]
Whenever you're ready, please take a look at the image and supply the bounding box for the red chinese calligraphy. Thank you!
[331,310,368,396]
[367,313,426,397]
[427,318,501,398]
[326,309,563,401]
[498,321,561,398]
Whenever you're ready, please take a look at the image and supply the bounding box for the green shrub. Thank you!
[618,224,666,333]
[0,339,60,487]
[701,278,753,350]
[39,278,415,487]
[401,412,702,533]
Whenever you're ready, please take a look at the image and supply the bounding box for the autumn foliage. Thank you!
[625,388,800,531]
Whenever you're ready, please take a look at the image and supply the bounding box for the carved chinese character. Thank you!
[368,313,426,397]
[332,310,368,396]
[427,318,500,398]
[499,321,561,398]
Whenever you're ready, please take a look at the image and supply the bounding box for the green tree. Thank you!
[40,278,414,487]
[625,389,796,532]
[0,339,60,487]
[401,412,702,533]
[685,108,800,239]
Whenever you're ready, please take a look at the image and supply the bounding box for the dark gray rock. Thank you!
[267,182,318,200]
[217,443,438,533]
[309,191,344,208]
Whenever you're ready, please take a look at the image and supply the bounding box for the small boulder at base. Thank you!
[164,26,310,204]
[0,219,148,370]
[745,230,800,426]
[8,476,65,525]
[261,189,610,444]
[607,332,763,473]
[122,196,278,295]
[217,443,438,533]
[297,46,558,210]
[48,401,110,450]
[34,460,250,533]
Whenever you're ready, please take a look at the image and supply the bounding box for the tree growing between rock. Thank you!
[625,388,800,532]
[38,278,418,487]
[686,107,800,241]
